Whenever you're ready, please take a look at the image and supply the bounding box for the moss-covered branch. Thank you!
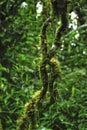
[40,17,51,59]
[40,18,52,99]
[49,0,68,58]
[16,1,69,129]
[16,90,42,130]
[49,58,61,103]
[48,0,68,103]
[16,18,51,130]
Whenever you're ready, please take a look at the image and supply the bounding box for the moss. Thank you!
[17,90,42,130]
[16,1,68,128]
[40,17,51,59]
[48,58,61,103]
[16,114,28,130]
[50,57,61,79]
[32,90,41,101]
[17,102,37,130]
[39,18,52,99]
[17,89,48,130]
[40,61,48,92]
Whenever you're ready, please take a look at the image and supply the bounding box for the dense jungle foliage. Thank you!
[0,0,87,130]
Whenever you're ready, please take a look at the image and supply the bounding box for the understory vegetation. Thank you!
[0,0,87,130]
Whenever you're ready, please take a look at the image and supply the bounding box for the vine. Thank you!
[16,0,68,129]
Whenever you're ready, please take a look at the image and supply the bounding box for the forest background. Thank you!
[0,0,87,130]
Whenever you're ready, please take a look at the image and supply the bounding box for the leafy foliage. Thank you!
[0,0,87,130]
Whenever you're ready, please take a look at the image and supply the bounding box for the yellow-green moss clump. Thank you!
[48,57,61,103]
[17,90,48,130]
[16,90,42,130]
[50,57,61,79]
